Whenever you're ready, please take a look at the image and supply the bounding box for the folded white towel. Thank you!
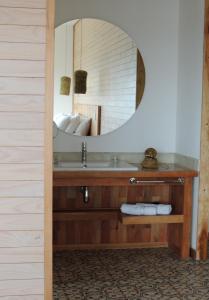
[121,203,172,216]
[120,204,157,216]
[157,204,172,215]
[136,203,172,215]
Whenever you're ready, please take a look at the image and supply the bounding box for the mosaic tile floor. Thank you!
[53,248,209,299]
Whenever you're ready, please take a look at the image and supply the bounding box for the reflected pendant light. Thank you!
[74,19,88,94]
[60,25,71,95]
[60,76,71,95]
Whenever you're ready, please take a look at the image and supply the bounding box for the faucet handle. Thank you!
[82,141,87,149]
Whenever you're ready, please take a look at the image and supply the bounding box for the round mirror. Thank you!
[54,18,145,136]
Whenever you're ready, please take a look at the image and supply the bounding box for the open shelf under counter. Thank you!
[120,213,184,225]
[53,164,198,258]
[54,209,119,222]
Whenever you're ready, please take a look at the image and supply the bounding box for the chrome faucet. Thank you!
[81,141,87,167]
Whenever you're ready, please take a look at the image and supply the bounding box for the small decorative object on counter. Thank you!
[142,147,158,169]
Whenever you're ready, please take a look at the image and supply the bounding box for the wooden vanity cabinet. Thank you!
[53,165,198,258]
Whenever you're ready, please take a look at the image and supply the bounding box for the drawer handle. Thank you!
[129,177,184,185]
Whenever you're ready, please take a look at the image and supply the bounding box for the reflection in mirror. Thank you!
[54,18,145,136]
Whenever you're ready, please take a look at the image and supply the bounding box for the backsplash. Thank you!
[53,152,199,170]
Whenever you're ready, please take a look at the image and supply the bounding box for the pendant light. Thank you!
[60,24,71,95]
[74,19,88,94]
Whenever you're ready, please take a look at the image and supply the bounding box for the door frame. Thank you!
[45,0,55,299]
[44,0,209,297]
[196,0,209,260]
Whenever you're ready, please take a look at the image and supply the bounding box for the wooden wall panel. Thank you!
[0,296,44,300]
[0,181,43,197]
[0,231,43,248]
[0,43,46,60]
[0,25,45,43]
[0,147,44,163]
[0,247,44,263]
[0,280,44,297]
[0,0,46,8]
[0,131,43,146]
[0,78,45,94]
[0,198,43,214]
[0,1,47,298]
[0,7,46,25]
[0,113,44,129]
[0,60,45,77]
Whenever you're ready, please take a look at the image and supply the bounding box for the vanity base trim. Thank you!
[53,242,168,251]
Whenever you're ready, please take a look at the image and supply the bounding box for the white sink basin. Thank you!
[54,161,138,171]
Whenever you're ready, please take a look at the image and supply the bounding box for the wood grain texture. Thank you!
[0,263,44,280]
[0,0,46,296]
[0,25,45,43]
[0,147,44,164]
[0,296,44,300]
[0,231,43,248]
[0,42,46,60]
[0,164,43,180]
[0,77,45,95]
[0,247,44,263]
[0,198,43,214]
[53,185,170,249]
[44,0,54,298]
[0,95,45,112]
[0,7,46,26]
[54,242,168,251]
[0,112,44,129]
[0,181,43,197]
[0,130,43,147]
[0,0,46,8]
[53,169,196,258]
[0,279,44,297]
[197,0,209,260]
[0,60,45,77]
[0,214,43,230]
[121,214,184,225]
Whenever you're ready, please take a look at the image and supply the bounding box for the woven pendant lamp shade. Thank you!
[74,70,88,94]
[60,76,71,95]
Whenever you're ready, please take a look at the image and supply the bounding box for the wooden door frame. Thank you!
[45,0,55,299]
[44,0,209,298]
[196,0,209,260]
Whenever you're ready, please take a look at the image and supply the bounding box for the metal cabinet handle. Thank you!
[129,177,184,185]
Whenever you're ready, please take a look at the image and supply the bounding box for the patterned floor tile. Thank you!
[53,247,209,299]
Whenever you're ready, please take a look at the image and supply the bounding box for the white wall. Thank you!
[54,22,74,117]
[54,0,179,153]
[176,0,204,249]
[176,0,204,159]
[74,19,138,135]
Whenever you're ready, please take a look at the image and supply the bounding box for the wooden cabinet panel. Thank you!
[53,168,197,258]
